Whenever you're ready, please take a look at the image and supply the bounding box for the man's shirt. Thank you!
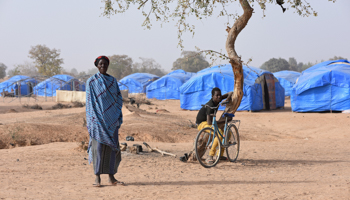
[196,98,219,125]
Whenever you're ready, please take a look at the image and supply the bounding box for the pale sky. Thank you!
[0,0,349,74]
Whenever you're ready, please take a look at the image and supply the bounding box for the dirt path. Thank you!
[0,139,349,199]
[0,99,349,199]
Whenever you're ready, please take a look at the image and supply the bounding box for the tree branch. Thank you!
[199,50,229,60]
[137,0,149,9]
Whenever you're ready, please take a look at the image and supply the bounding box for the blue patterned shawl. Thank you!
[86,72,123,154]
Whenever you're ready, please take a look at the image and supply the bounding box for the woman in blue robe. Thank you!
[86,56,124,187]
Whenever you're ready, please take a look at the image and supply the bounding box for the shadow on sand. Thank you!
[128,180,313,186]
[214,158,346,169]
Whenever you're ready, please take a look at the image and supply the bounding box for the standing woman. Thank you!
[86,56,124,187]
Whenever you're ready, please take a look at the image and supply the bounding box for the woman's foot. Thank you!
[93,175,101,187]
[108,174,125,186]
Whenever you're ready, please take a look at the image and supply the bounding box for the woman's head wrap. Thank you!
[94,56,110,66]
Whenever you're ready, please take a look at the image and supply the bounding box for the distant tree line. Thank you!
[5,44,345,79]
[260,56,348,72]
[0,63,7,79]
[4,45,210,80]
[106,51,209,79]
[107,55,166,80]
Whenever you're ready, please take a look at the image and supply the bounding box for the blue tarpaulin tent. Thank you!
[273,70,301,96]
[146,69,195,100]
[180,64,285,111]
[33,74,85,97]
[118,73,160,93]
[291,59,350,112]
[0,75,38,97]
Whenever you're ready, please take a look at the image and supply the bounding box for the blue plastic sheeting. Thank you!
[146,69,195,100]
[167,69,193,75]
[291,60,350,112]
[180,64,285,111]
[0,75,38,96]
[33,74,85,97]
[180,64,261,111]
[273,71,301,96]
[219,65,285,109]
[198,64,270,77]
[118,73,160,93]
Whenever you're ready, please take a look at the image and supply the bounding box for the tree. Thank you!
[10,61,39,76]
[8,68,20,77]
[0,63,7,79]
[287,57,305,72]
[103,0,334,114]
[28,44,64,76]
[261,58,290,72]
[70,68,78,75]
[172,51,209,72]
[288,57,298,71]
[61,69,76,77]
[300,61,315,71]
[87,68,98,75]
[133,57,165,77]
[108,55,133,80]
[329,56,348,61]
[78,71,87,76]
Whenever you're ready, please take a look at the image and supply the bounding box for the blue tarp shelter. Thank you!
[146,69,195,100]
[273,70,301,96]
[0,75,38,97]
[291,59,350,112]
[180,64,285,111]
[118,73,160,93]
[33,74,85,97]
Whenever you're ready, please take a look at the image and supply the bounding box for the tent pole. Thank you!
[35,82,37,102]
[45,85,47,102]
[330,84,332,113]
[27,83,29,103]
[18,82,21,103]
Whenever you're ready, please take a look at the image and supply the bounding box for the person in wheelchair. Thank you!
[180,87,232,163]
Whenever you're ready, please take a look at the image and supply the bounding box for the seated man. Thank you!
[180,87,231,163]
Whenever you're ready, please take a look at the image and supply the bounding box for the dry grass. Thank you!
[22,104,43,110]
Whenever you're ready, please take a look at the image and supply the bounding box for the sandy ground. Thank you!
[0,98,350,199]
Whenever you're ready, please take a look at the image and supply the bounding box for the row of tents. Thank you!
[273,59,350,112]
[0,74,85,97]
[119,66,285,112]
[118,59,350,113]
[1,59,349,112]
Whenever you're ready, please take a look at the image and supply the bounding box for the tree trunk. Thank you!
[224,0,253,114]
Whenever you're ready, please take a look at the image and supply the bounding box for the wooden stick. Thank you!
[143,142,177,158]
[143,142,153,152]
[154,147,177,157]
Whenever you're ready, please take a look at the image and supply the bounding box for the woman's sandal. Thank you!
[110,180,126,186]
[92,183,101,187]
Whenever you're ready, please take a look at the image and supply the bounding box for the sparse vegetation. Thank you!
[22,104,43,110]
[7,125,25,147]
[51,103,71,110]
